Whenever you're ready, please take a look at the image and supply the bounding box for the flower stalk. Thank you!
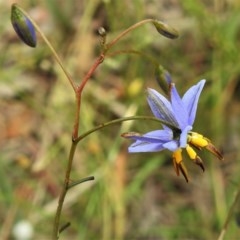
[11,3,181,238]
[105,19,179,53]
[52,141,77,239]
[217,184,240,240]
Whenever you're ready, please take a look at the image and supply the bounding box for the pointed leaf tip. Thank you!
[11,4,37,47]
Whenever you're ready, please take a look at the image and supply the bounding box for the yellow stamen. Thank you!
[186,145,197,159]
[172,149,182,176]
[206,143,224,160]
[188,132,224,161]
[172,149,189,182]
[188,132,208,147]
[186,145,205,171]
[173,148,182,164]
[178,162,189,182]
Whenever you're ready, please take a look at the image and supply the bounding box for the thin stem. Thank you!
[52,54,105,237]
[15,4,77,92]
[72,94,81,140]
[106,49,159,66]
[217,184,240,240]
[52,141,77,239]
[52,55,104,237]
[106,19,154,51]
[72,54,105,140]
[75,116,177,143]
[77,54,105,93]
[59,222,71,234]
[68,176,95,190]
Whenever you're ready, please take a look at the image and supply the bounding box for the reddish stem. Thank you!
[72,54,105,140]
[78,54,105,93]
[53,54,104,239]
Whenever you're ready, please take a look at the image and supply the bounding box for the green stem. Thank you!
[52,54,105,238]
[106,19,154,51]
[15,4,77,92]
[72,93,81,140]
[52,55,105,238]
[217,184,240,240]
[68,176,95,190]
[59,222,71,234]
[72,54,105,139]
[75,116,177,143]
[106,49,159,66]
[52,141,77,239]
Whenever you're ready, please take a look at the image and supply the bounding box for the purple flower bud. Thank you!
[11,4,37,47]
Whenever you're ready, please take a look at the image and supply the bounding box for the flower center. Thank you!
[172,128,182,140]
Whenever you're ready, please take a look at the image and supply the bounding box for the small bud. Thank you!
[98,27,107,46]
[98,27,107,37]
[152,20,179,39]
[11,4,37,47]
[155,65,171,94]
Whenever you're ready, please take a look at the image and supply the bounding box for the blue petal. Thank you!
[129,142,165,152]
[127,130,173,153]
[126,129,173,143]
[162,140,179,151]
[170,84,189,130]
[179,125,192,148]
[182,80,205,125]
[147,88,179,127]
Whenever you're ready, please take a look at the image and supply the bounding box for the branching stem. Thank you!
[12,6,176,238]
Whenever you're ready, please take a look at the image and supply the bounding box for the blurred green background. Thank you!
[1,0,240,239]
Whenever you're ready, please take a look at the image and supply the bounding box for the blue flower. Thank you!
[122,79,223,182]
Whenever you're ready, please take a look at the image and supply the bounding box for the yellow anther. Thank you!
[173,148,182,164]
[186,145,205,171]
[191,132,203,138]
[172,149,189,182]
[206,143,224,160]
[188,132,208,147]
[178,162,189,182]
[186,145,197,160]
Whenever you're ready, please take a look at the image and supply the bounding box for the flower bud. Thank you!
[152,20,179,39]
[98,27,107,37]
[98,27,107,46]
[11,4,37,47]
[155,65,171,95]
